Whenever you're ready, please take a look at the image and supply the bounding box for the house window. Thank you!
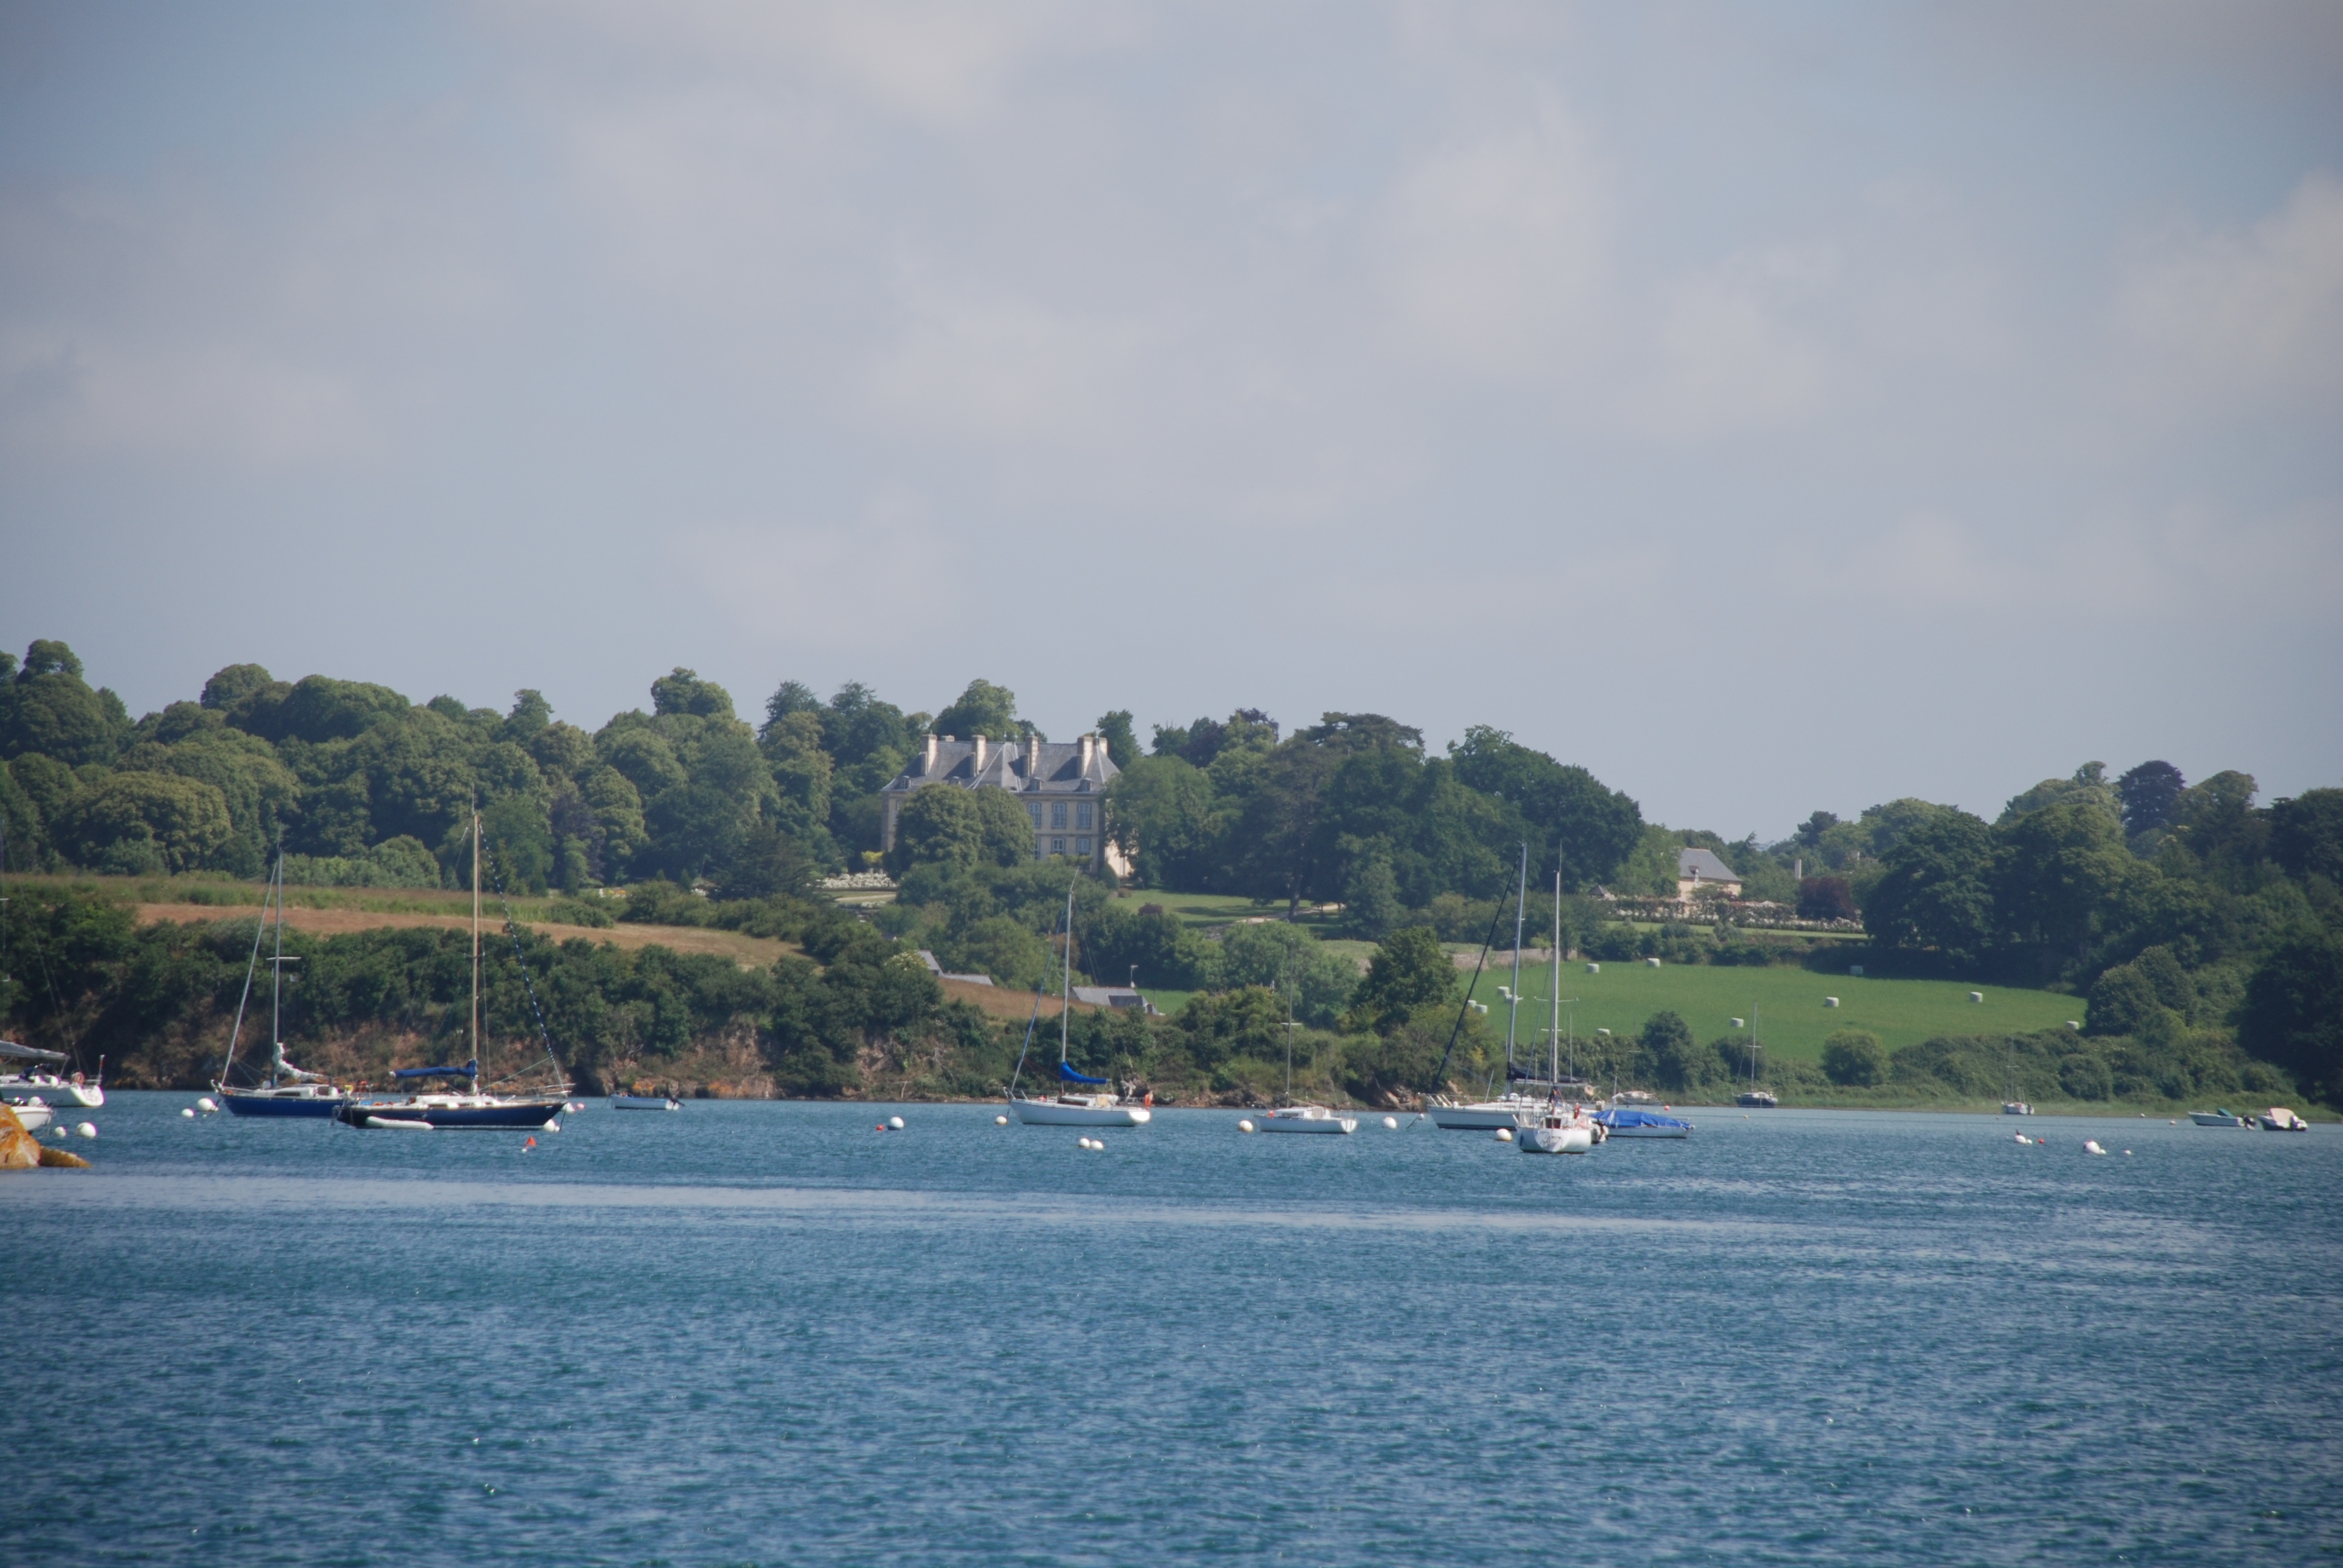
[1051,837,1066,856]
[1027,803,1042,828]
[1075,803,1093,829]
[1050,801,1067,828]
[1076,837,1092,856]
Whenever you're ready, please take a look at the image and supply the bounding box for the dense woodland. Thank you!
[2,639,2338,1108]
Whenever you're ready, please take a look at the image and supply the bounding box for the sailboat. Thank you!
[1521,872,1599,1154]
[1,1042,68,1129]
[0,820,105,1108]
[1009,883,1152,1128]
[2001,1039,2033,1116]
[1427,845,1542,1130]
[1733,1005,1777,1108]
[335,806,569,1130]
[1258,973,1356,1134]
[216,843,349,1118]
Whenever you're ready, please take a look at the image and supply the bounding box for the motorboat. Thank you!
[2259,1107,2310,1131]
[2002,1102,2034,1116]
[1735,1090,1779,1109]
[1595,1105,1694,1138]
[2189,1109,2248,1127]
[0,1063,102,1108]
[1008,883,1152,1129]
[2,1042,77,1128]
[1259,1104,1357,1134]
[1520,1108,1594,1154]
[336,807,570,1132]
[612,1093,683,1111]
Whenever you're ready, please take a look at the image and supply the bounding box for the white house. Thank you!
[1676,847,1743,903]
[879,732,1128,875]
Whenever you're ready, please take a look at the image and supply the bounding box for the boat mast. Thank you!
[471,802,482,1086]
[1550,870,1562,1097]
[269,841,286,1086]
[1057,880,1073,1067]
[1507,843,1526,1080]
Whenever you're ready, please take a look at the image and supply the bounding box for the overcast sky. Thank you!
[2,1,2338,838]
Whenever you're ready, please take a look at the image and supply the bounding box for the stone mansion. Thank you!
[879,732,1127,875]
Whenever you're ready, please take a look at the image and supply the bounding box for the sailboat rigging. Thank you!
[215,840,348,1117]
[1008,880,1152,1128]
[1426,844,1545,1130]
[335,805,569,1130]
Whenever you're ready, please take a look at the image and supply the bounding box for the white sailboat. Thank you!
[1259,976,1355,1134]
[1,1042,66,1129]
[0,821,105,1108]
[1521,873,1598,1154]
[1009,883,1152,1128]
[1427,846,1542,1131]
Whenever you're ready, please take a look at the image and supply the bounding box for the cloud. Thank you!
[1370,94,1613,379]
[1636,244,1841,438]
[2111,172,2343,418]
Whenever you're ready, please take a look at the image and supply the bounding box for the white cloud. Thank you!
[2111,172,2343,417]
[1370,94,1613,379]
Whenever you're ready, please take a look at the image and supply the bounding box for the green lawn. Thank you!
[1112,890,1338,931]
[1463,960,2079,1062]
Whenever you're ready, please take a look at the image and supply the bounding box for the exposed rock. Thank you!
[1,1102,89,1170]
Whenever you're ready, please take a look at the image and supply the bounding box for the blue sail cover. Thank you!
[1058,1062,1110,1085]
[392,1059,479,1080]
[1594,1108,1691,1130]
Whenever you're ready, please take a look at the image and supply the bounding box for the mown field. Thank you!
[1482,961,2078,1063]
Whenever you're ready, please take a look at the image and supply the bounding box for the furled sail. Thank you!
[1057,1062,1110,1085]
[392,1060,480,1080]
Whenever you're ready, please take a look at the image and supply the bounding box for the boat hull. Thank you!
[1521,1124,1593,1154]
[611,1096,682,1111]
[5,1097,53,1131]
[2189,1112,2247,1127]
[1426,1101,1530,1131]
[1596,1115,1693,1139]
[1010,1098,1153,1128]
[221,1090,347,1119]
[1259,1110,1356,1134]
[336,1098,566,1129]
[2002,1102,2034,1116]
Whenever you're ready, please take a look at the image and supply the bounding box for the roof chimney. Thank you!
[972,735,988,771]
[923,733,939,773]
[1025,730,1038,788]
[1080,733,1095,771]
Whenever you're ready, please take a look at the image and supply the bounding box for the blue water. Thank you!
[7,1095,2338,1565]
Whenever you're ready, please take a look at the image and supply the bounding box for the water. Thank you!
[8,1096,2338,1565]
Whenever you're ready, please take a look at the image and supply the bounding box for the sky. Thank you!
[2,0,2338,840]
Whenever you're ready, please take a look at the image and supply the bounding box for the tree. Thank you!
[1639,1010,1702,1091]
[482,795,555,893]
[1105,757,1217,889]
[1994,800,2140,979]
[200,662,277,712]
[1864,809,1997,972]
[1795,811,1840,848]
[1448,726,1643,890]
[52,772,235,874]
[2270,788,2343,886]
[761,679,822,733]
[1797,876,1857,921]
[1343,926,1456,1034]
[1821,1030,1886,1086]
[1340,841,1402,939]
[971,786,1040,867]
[888,786,986,875]
[2,639,131,766]
[649,667,736,720]
[2117,760,2186,837]
[1095,710,1138,769]
[2238,930,2343,1106]
[931,679,1020,740]
[718,822,817,901]
[759,710,834,849]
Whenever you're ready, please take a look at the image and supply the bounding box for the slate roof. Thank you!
[1677,848,1742,884]
[880,736,1119,797]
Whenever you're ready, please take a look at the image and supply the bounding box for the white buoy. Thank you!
[182,1107,196,1119]
[1381,1116,1399,1129]
[77,1122,97,1138]
[995,1114,1009,1125]
[888,1116,905,1131]
[196,1097,217,1113]
[1237,1119,1256,1134]
[2125,1149,2132,1155]
[2014,1133,2030,1143]
[1495,1128,1513,1142]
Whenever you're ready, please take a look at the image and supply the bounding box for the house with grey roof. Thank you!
[879,731,1125,875]
[1676,847,1743,903]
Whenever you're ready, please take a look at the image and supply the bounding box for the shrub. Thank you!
[1821,1030,1886,1087]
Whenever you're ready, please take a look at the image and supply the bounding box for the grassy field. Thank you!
[1470,960,2078,1062]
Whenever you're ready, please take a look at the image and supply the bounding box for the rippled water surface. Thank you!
[8,1095,2338,1564]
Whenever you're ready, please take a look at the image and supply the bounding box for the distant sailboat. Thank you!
[217,843,349,1119]
[1009,883,1152,1128]
[1521,872,1599,1154]
[336,806,569,1130]
[1258,972,1355,1134]
[1428,845,1544,1130]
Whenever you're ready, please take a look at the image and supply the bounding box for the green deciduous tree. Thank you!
[1864,809,1997,972]
[2238,930,2343,1106]
[1821,1029,1886,1086]
[931,679,1020,740]
[1343,926,1455,1034]
[1449,725,1644,890]
[53,771,235,874]
[1095,710,1138,769]
[2270,788,2343,886]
